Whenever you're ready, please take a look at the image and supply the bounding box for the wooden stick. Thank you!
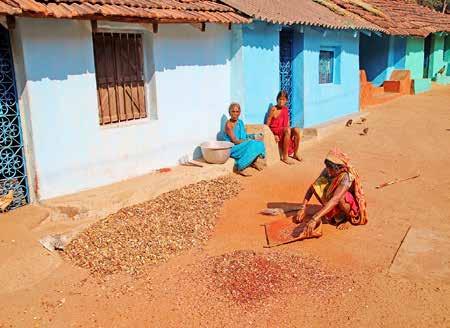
[389,225,411,270]
[376,174,420,189]
[262,224,270,247]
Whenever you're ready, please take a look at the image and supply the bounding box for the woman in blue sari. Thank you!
[224,103,266,176]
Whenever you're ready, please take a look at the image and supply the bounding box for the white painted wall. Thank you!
[13,18,232,200]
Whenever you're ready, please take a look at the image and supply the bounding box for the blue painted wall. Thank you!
[360,34,406,86]
[231,22,280,124]
[302,27,360,127]
[235,24,360,128]
[387,36,407,78]
[291,30,305,128]
[360,34,390,86]
[13,18,233,199]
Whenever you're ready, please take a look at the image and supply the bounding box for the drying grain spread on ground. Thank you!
[65,176,241,276]
[203,250,357,306]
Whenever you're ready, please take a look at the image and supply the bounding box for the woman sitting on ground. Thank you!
[295,148,368,236]
[266,90,302,165]
[224,103,266,177]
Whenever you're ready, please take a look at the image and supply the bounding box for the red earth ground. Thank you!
[0,85,449,327]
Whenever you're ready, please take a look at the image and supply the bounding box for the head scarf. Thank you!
[326,148,368,225]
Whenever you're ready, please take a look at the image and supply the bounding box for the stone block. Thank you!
[245,124,280,167]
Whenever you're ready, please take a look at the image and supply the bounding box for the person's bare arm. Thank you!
[225,122,245,145]
[266,107,280,142]
[305,181,351,235]
[294,186,314,223]
[266,107,276,126]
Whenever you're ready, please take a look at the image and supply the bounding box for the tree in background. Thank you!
[416,0,448,13]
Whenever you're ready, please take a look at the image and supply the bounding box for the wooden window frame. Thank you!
[93,32,147,125]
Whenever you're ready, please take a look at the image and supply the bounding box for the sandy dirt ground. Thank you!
[1,85,449,328]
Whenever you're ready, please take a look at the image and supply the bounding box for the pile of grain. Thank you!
[65,176,241,276]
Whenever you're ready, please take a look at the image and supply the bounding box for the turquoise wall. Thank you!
[359,35,406,86]
[405,37,425,79]
[429,34,447,79]
[445,36,450,76]
[231,23,280,124]
[302,27,360,127]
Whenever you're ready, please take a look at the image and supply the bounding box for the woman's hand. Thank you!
[294,205,306,223]
[305,216,319,236]
[274,135,280,143]
[255,133,264,141]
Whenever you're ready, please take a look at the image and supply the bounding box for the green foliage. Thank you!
[415,0,448,13]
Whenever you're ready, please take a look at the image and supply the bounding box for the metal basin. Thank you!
[200,141,234,164]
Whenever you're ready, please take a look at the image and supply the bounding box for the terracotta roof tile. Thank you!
[0,0,251,23]
[327,0,450,36]
[220,0,384,31]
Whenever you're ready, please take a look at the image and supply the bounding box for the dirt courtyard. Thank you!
[1,85,449,327]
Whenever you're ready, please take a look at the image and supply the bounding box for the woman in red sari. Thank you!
[266,91,302,165]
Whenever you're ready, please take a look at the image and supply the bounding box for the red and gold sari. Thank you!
[312,149,368,225]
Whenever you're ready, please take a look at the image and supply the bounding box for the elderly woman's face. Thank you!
[229,106,241,121]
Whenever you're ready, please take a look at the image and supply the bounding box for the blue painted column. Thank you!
[230,22,280,124]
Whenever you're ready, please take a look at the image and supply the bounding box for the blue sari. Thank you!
[224,119,266,171]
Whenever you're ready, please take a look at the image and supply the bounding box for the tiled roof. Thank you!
[327,0,450,36]
[220,0,384,31]
[0,0,251,24]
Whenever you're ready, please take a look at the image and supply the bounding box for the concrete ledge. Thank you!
[41,159,235,222]
[302,111,369,141]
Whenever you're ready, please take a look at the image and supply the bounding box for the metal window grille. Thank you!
[93,32,147,125]
[319,50,334,84]
[0,27,28,209]
[280,30,293,123]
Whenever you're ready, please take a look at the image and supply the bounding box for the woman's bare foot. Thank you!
[292,155,303,162]
[238,168,253,177]
[281,158,295,165]
[337,221,350,230]
[252,157,265,171]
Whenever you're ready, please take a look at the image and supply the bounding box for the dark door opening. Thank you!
[423,35,432,78]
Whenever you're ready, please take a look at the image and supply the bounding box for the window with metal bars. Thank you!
[319,50,334,84]
[93,32,147,125]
